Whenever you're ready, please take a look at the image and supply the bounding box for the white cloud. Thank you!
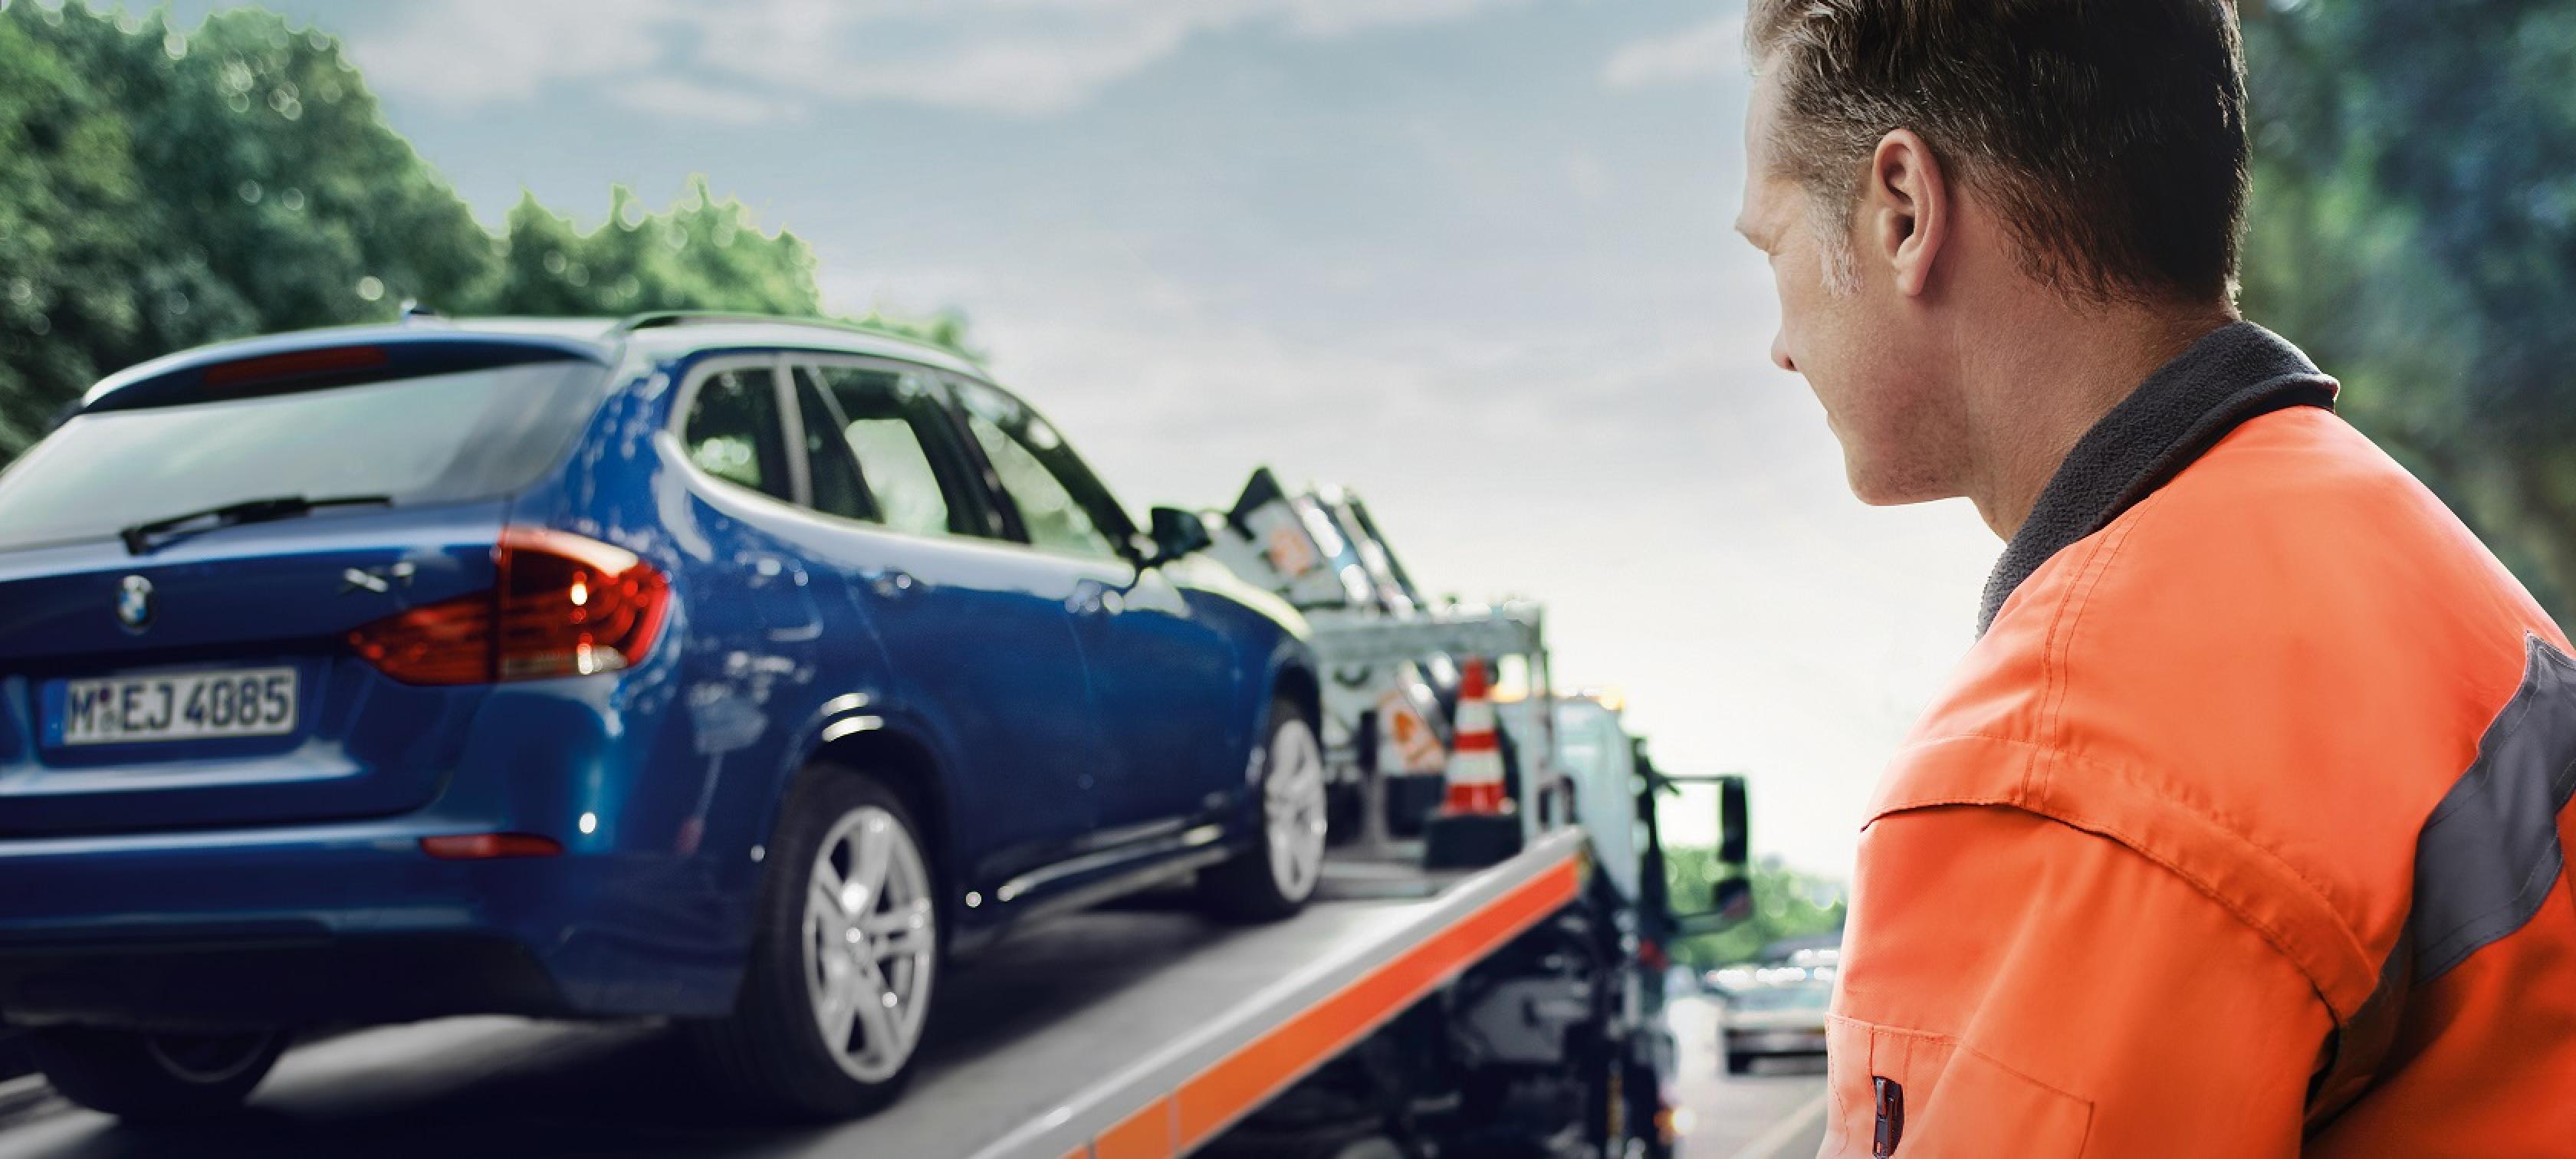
[1566,152,1610,202]
[612,77,804,125]
[350,0,680,107]
[1602,15,1743,90]
[728,19,1194,117]
[354,0,1524,119]
[1277,0,1526,37]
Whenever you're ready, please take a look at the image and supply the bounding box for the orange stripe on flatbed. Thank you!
[1092,1096,1175,1159]
[1168,855,1582,1151]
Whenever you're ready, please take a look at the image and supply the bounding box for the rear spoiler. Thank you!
[80,333,609,415]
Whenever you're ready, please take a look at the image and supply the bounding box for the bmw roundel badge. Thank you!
[115,575,155,632]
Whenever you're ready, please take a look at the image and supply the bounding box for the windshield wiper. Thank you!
[120,494,394,556]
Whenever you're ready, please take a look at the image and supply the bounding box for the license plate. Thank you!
[53,668,299,746]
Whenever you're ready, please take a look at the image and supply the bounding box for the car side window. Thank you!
[950,379,1127,562]
[794,377,872,522]
[803,363,972,540]
[682,366,789,498]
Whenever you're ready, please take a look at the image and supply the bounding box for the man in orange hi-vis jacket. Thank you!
[1733,2,2576,1155]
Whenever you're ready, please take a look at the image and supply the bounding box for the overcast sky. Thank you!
[165,0,2004,875]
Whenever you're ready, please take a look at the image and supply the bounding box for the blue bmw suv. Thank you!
[0,314,1326,1121]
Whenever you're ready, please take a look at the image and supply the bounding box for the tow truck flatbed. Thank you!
[0,832,1587,1159]
[889,829,1582,1159]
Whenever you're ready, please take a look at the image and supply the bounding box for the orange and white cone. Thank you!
[1424,658,1524,869]
[1439,661,1513,817]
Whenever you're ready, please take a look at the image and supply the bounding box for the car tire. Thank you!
[25,1026,284,1123]
[691,767,941,1121]
[1200,698,1329,923]
[1724,1052,1753,1076]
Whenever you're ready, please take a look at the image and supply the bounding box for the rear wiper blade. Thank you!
[120,494,394,556]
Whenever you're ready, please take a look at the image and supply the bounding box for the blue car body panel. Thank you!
[0,321,1313,1027]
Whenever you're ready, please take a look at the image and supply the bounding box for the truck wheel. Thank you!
[1724,1052,1753,1076]
[1201,699,1329,922]
[25,1026,283,1123]
[692,769,940,1120]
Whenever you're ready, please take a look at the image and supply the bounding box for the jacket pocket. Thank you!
[1824,1015,2094,1157]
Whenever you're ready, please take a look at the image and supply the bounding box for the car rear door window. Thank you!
[802,363,973,540]
[949,379,1129,562]
[794,379,872,521]
[682,366,789,498]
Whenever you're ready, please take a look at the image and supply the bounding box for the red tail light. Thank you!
[202,345,389,389]
[350,528,670,685]
[421,832,564,859]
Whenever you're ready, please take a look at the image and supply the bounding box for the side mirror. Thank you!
[1720,775,1749,865]
[1713,774,1752,921]
[1654,772,1753,935]
[1145,506,1214,566]
[1710,872,1752,924]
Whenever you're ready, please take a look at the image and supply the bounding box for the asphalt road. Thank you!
[1665,996,1829,1159]
[0,981,1831,1159]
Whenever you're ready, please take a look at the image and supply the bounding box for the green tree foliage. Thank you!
[473,183,823,320]
[465,183,974,355]
[0,4,970,465]
[2240,1,2576,619]
[1663,849,1846,969]
[0,3,494,455]
[0,8,147,450]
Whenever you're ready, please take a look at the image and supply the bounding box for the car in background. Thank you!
[0,313,1326,1122]
[1718,980,1830,1075]
[1704,944,1838,998]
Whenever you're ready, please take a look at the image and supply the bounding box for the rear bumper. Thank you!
[0,819,750,1029]
[0,932,563,1032]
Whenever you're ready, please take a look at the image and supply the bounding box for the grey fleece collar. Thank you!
[1976,321,2340,635]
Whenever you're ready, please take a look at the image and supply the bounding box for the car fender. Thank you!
[741,691,966,889]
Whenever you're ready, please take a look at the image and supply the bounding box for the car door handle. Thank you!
[864,569,917,599]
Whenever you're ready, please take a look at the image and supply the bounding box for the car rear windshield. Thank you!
[1734,985,1832,1012]
[0,358,610,553]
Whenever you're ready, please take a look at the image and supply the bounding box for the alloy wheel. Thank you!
[800,804,937,1083]
[1263,718,1329,901]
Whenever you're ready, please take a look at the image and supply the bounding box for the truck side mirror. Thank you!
[1652,772,1754,935]
[1145,506,1214,566]
[1712,869,1753,923]
[1720,776,1749,866]
[1705,773,1753,921]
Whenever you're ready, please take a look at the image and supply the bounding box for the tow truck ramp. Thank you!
[883,829,1585,1158]
[0,829,1610,1159]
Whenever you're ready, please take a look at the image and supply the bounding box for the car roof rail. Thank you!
[610,310,902,340]
[613,310,777,333]
[608,310,985,370]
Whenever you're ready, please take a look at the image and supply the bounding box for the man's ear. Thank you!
[1867,129,1948,298]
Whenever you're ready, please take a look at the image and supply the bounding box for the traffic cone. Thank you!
[1424,658,1525,869]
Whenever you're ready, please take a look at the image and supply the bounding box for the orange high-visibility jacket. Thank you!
[1822,323,2576,1157]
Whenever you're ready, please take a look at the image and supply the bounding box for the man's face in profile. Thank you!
[1737,70,1954,508]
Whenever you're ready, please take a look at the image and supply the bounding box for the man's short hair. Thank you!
[1746,0,2249,305]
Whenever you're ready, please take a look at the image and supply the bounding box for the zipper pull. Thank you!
[1873,1075,1904,1157]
